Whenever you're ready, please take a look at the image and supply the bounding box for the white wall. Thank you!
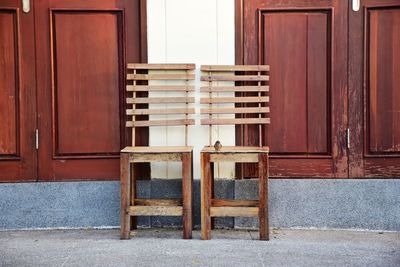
[147,0,235,179]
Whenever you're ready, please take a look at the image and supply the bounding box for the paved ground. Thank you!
[0,228,399,267]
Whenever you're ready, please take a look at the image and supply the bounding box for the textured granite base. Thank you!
[0,179,399,231]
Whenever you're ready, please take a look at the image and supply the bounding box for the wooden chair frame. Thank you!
[120,63,195,239]
[200,65,270,240]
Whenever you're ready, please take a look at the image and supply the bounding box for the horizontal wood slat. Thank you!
[201,107,269,114]
[200,86,269,92]
[211,199,259,207]
[134,198,182,206]
[127,97,195,104]
[127,74,195,80]
[127,85,195,92]
[127,63,195,70]
[210,207,259,217]
[200,96,269,104]
[129,206,183,216]
[129,153,183,162]
[209,153,259,163]
[127,108,195,115]
[201,75,269,82]
[201,118,270,125]
[126,119,195,127]
[201,65,269,71]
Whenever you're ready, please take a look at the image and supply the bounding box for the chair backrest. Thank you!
[200,65,270,146]
[126,63,196,146]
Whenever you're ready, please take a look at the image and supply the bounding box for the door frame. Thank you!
[348,0,400,178]
[234,0,349,178]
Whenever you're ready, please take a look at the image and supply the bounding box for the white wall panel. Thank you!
[147,0,235,179]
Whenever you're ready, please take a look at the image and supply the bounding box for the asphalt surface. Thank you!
[0,228,399,267]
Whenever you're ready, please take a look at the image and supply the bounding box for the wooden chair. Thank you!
[120,63,195,239]
[200,65,270,240]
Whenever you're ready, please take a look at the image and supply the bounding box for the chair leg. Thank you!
[201,153,212,240]
[120,153,131,239]
[130,167,137,230]
[210,162,215,230]
[258,153,269,240]
[182,152,193,239]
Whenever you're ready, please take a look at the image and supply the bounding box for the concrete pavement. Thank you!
[0,228,399,267]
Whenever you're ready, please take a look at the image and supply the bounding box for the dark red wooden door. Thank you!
[35,0,146,180]
[0,1,37,181]
[349,0,400,177]
[237,0,348,178]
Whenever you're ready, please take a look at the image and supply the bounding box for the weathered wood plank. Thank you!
[201,153,212,240]
[201,118,270,125]
[126,119,195,127]
[201,107,269,114]
[127,85,195,92]
[127,74,195,80]
[209,153,259,163]
[201,65,269,71]
[127,63,195,70]
[133,198,182,206]
[259,153,269,240]
[211,199,259,207]
[200,86,269,92]
[129,206,183,216]
[127,97,195,104]
[201,75,269,82]
[182,152,193,239]
[127,108,195,115]
[130,153,182,162]
[120,153,131,239]
[210,207,259,217]
[200,96,269,104]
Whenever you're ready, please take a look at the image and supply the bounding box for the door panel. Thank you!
[52,11,121,156]
[262,11,330,154]
[0,2,37,182]
[237,0,348,178]
[36,0,147,180]
[349,0,400,177]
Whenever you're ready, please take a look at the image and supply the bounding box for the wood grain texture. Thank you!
[200,86,269,92]
[367,8,400,154]
[129,206,183,216]
[210,207,259,217]
[0,4,37,182]
[211,199,258,207]
[127,85,195,91]
[127,63,195,70]
[54,11,121,156]
[127,119,195,127]
[133,198,182,206]
[201,118,270,126]
[258,153,269,240]
[120,153,131,239]
[201,65,269,71]
[36,0,147,180]
[201,153,211,240]
[182,152,193,239]
[348,1,400,177]
[237,0,348,178]
[0,11,17,156]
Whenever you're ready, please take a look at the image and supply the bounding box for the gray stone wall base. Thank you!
[0,179,399,231]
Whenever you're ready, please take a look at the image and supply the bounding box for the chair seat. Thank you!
[201,146,269,154]
[121,146,193,153]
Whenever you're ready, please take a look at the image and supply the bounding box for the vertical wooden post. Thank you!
[201,153,211,240]
[210,162,215,230]
[258,152,269,240]
[130,165,137,230]
[182,152,193,239]
[120,153,131,239]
